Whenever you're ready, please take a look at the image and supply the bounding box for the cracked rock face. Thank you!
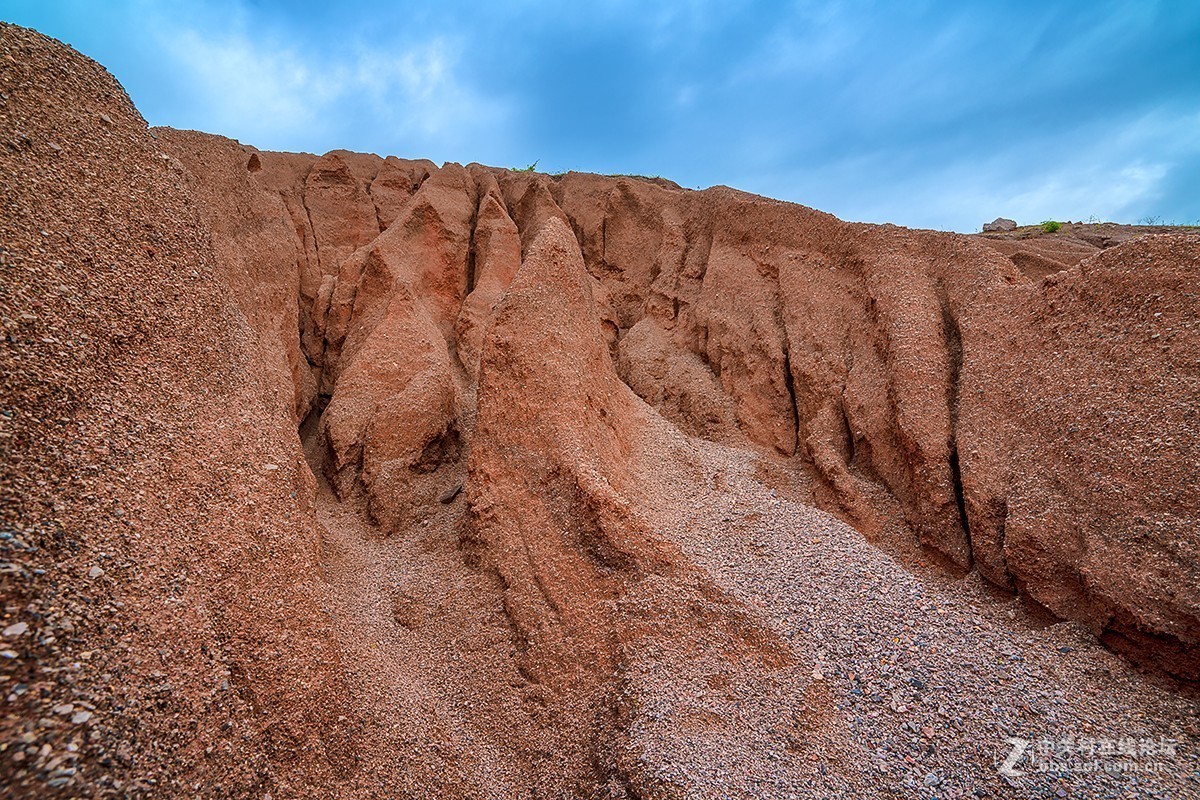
[4,21,1198,800]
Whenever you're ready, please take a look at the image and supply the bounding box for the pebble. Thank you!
[438,482,464,504]
[3,621,28,637]
[87,565,104,578]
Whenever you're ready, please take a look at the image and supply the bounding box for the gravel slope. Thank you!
[627,439,1200,798]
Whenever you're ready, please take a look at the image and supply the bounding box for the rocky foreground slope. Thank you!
[2,24,1198,799]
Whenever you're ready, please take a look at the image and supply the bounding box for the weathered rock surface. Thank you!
[0,23,356,797]
[958,235,1200,675]
[4,22,1198,800]
[467,219,801,794]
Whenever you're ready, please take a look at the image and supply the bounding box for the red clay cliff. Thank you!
[2,23,1197,800]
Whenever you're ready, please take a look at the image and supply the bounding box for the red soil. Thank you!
[3,23,1198,799]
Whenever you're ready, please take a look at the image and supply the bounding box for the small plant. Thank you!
[1138,215,1164,226]
[516,160,539,173]
[1040,220,1062,233]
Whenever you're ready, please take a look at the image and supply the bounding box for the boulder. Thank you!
[983,216,1018,232]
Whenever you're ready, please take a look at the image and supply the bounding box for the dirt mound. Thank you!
[467,218,800,794]
[0,23,355,797]
[973,220,1200,280]
[4,23,1199,799]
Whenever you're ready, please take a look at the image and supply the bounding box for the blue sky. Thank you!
[5,0,1198,231]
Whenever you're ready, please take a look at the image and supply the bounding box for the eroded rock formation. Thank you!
[3,23,1197,800]
[153,121,1200,677]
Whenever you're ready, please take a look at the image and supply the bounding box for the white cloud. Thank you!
[162,29,330,141]
[748,106,1199,231]
[349,39,499,141]
[147,10,509,158]
[964,108,1200,228]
